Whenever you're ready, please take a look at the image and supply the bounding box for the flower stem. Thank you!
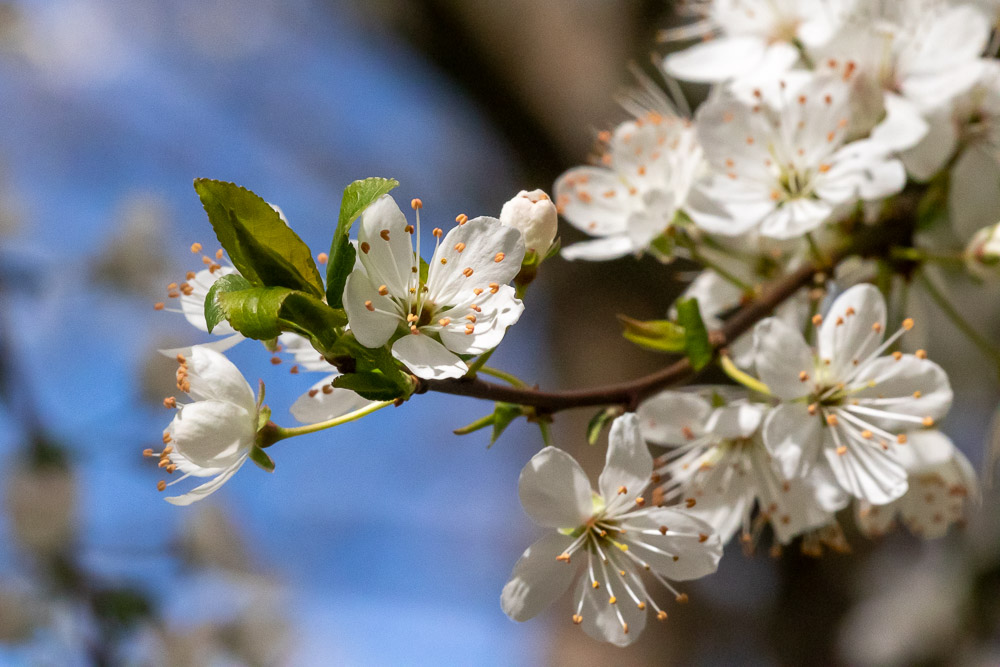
[890,246,965,265]
[805,233,830,268]
[479,366,528,387]
[918,270,1000,373]
[682,239,755,293]
[719,354,771,396]
[464,348,495,378]
[272,400,394,441]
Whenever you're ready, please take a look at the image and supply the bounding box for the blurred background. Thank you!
[0,0,998,664]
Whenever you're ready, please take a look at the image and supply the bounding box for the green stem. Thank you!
[464,348,495,378]
[890,247,965,265]
[719,354,771,396]
[272,400,394,441]
[682,238,754,293]
[479,366,528,387]
[805,233,830,268]
[918,271,1000,372]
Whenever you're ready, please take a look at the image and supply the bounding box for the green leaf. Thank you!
[490,402,523,447]
[249,445,275,472]
[215,286,296,339]
[587,408,618,445]
[207,279,346,350]
[333,372,409,401]
[617,315,687,353]
[676,298,713,371]
[277,292,347,354]
[256,404,272,432]
[194,179,324,296]
[205,273,253,333]
[325,234,356,309]
[326,177,399,307]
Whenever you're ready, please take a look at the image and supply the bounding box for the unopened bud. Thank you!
[965,222,1000,278]
[500,189,558,257]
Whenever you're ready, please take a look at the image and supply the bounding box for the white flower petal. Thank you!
[554,167,631,237]
[343,270,401,349]
[390,334,467,380]
[896,430,958,472]
[664,36,767,83]
[427,217,525,306]
[517,447,594,529]
[575,568,647,647]
[818,284,886,378]
[684,479,754,545]
[870,93,929,152]
[637,392,712,446]
[901,111,958,182]
[852,355,953,429]
[168,400,255,470]
[437,285,523,355]
[186,347,257,414]
[762,403,823,479]
[759,198,832,239]
[290,375,373,424]
[560,235,636,261]
[704,403,764,440]
[822,431,908,504]
[356,195,415,297]
[598,414,654,502]
[158,334,244,360]
[752,317,813,400]
[164,456,247,506]
[622,509,722,581]
[500,533,578,622]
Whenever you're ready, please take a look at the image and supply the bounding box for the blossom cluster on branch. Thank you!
[148,0,1000,648]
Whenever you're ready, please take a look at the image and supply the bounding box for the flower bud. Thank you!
[964,222,1000,278]
[500,189,558,257]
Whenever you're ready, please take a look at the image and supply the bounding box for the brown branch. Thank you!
[417,259,825,412]
[417,189,922,413]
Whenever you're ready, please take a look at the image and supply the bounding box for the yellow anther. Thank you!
[489,283,500,293]
[836,445,847,456]
[157,481,167,492]
[153,302,165,311]
[826,414,838,426]
[916,349,927,359]
[637,602,646,610]
[454,242,466,252]
[462,267,474,277]
[799,371,809,382]
[360,242,371,254]
[432,228,443,237]
[893,351,903,360]
[364,300,375,311]
[608,596,617,605]
[845,306,856,316]
[473,288,483,296]
[456,214,468,225]
[812,314,823,326]
[494,252,505,263]
[572,614,583,625]
[142,448,154,457]
[698,533,709,543]
[685,498,696,508]
[861,430,872,439]
[378,285,389,296]
[438,317,451,326]
[592,580,600,589]
[675,593,689,604]
[556,553,571,563]
[190,242,202,253]
[215,248,224,260]
[922,416,935,427]
[657,611,668,621]
[872,322,882,333]
[897,434,908,444]
[163,397,177,409]
[317,252,328,263]
[404,225,414,234]
[902,318,914,330]
[410,198,423,209]
[658,526,668,535]
[617,485,627,495]
[635,497,645,506]
[440,258,448,265]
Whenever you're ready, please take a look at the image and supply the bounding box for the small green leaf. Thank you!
[205,273,253,333]
[648,233,675,259]
[544,237,561,260]
[249,445,275,472]
[326,177,399,306]
[277,292,347,354]
[491,402,523,447]
[453,412,495,435]
[333,372,409,401]
[256,404,272,432]
[194,179,324,296]
[618,315,687,353]
[676,297,713,371]
[587,408,618,445]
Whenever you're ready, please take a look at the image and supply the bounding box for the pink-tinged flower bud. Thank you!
[965,222,1000,278]
[500,189,558,257]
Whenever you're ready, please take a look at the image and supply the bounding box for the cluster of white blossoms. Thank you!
[148,0,1000,651]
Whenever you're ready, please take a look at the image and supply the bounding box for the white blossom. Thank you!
[965,221,1000,277]
[500,414,722,646]
[638,391,845,547]
[499,189,558,257]
[343,195,525,380]
[856,430,977,538]
[816,0,990,151]
[754,284,953,504]
[690,72,905,239]
[555,109,704,261]
[149,346,259,506]
[662,0,851,84]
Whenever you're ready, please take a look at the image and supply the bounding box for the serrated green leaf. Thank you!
[676,298,713,371]
[333,372,408,401]
[587,408,617,445]
[326,177,399,306]
[249,445,275,472]
[215,286,296,339]
[490,402,523,446]
[194,179,324,296]
[618,314,687,353]
[205,273,253,333]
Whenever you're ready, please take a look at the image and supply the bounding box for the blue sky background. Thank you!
[0,0,556,663]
